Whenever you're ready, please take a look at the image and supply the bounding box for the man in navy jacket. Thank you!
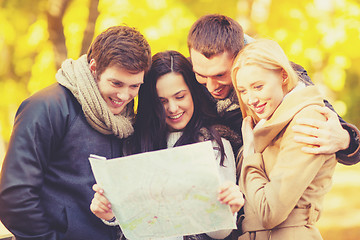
[0,25,151,240]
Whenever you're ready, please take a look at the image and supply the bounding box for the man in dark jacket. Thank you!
[187,14,360,165]
[0,26,151,240]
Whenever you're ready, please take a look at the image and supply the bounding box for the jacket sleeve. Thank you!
[239,107,336,229]
[0,89,68,240]
[291,61,360,165]
[336,122,360,165]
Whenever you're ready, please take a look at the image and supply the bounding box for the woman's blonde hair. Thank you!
[231,39,299,124]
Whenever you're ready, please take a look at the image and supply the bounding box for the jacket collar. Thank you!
[253,86,324,153]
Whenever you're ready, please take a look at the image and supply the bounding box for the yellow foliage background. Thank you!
[0,0,359,239]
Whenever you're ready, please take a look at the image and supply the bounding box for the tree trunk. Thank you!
[81,0,99,56]
[47,0,70,69]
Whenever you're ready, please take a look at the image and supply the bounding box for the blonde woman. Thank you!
[232,39,336,240]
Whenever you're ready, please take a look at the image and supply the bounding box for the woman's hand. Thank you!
[90,184,115,221]
[218,181,245,214]
[241,116,255,158]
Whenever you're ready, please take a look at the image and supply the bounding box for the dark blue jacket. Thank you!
[0,83,122,240]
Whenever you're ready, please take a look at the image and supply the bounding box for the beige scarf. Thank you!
[56,55,134,139]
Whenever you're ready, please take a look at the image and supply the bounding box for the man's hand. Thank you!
[292,106,350,154]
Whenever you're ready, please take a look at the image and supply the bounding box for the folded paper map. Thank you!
[89,141,236,239]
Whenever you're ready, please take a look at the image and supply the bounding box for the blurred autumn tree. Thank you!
[0,0,360,238]
[1,0,360,158]
[240,0,360,128]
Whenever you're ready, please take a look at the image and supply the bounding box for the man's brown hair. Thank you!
[187,14,244,59]
[87,25,151,75]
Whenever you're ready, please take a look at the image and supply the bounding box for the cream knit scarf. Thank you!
[56,55,134,139]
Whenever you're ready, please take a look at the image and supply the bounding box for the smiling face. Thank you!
[92,60,144,115]
[190,49,233,100]
[156,72,194,131]
[235,65,286,120]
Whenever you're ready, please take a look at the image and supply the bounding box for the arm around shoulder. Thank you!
[290,62,359,163]
[320,100,360,165]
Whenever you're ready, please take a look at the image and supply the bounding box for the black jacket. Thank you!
[0,83,122,240]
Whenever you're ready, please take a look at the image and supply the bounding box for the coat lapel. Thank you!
[253,86,324,153]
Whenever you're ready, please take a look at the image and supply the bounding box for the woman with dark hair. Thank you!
[90,50,244,240]
[133,51,235,159]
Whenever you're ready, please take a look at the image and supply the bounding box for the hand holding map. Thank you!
[89,141,236,239]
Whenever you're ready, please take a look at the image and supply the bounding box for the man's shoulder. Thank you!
[22,83,76,109]
[17,83,80,119]
[289,61,314,86]
[244,33,255,45]
[27,83,71,101]
[290,61,307,74]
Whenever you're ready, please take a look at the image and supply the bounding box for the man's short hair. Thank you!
[187,14,244,59]
[87,25,151,75]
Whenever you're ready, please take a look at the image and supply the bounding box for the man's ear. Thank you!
[89,59,96,73]
[281,69,288,84]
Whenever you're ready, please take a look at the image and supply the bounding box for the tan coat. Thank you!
[239,86,337,240]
